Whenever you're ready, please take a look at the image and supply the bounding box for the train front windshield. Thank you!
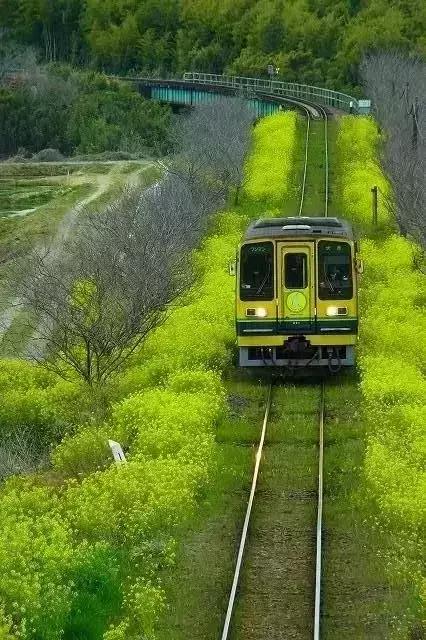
[318,241,353,300]
[240,242,274,301]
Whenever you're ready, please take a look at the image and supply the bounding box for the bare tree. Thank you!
[9,98,254,385]
[13,176,211,386]
[170,96,254,204]
[361,52,425,247]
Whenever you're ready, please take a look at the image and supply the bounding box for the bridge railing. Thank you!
[183,72,370,114]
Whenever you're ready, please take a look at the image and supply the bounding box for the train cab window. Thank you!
[284,253,307,289]
[318,241,353,300]
[240,242,274,301]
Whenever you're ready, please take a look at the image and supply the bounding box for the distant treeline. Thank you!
[0,0,425,93]
[0,63,171,157]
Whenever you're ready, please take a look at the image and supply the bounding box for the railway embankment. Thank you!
[157,111,424,639]
[0,109,423,638]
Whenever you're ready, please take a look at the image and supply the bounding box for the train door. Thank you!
[278,243,315,333]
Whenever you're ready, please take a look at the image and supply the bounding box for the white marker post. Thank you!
[108,440,127,464]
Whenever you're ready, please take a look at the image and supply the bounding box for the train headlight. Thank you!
[255,308,268,318]
[326,306,339,317]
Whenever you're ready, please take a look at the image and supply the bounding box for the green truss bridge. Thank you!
[121,72,371,117]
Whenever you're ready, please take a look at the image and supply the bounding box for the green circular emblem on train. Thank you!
[286,291,307,313]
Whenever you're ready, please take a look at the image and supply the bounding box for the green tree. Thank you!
[1,0,426,90]
[67,83,170,153]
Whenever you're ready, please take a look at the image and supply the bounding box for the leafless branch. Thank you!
[168,96,254,204]
[361,52,425,248]
[8,98,253,386]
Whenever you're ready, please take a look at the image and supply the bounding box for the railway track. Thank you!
[221,101,330,639]
[297,101,329,218]
[221,381,326,640]
[258,91,329,218]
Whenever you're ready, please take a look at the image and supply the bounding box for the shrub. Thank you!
[0,387,56,441]
[51,425,112,476]
[65,459,198,543]
[0,360,55,393]
[365,440,426,527]
[103,579,165,640]
[336,116,393,233]
[135,234,238,381]
[167,368,224,399]
[244,111,297,204]
[111,378,224,468]
[360,355,425,408]
[0,481,77,639]
[0,606,16,640]
[32,148,65,162]
[0,66,171,157]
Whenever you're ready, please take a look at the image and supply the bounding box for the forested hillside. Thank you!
[0,63,171,157]
[1,0,425,92]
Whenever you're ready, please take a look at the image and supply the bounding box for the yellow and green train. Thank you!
[235,217,363,370]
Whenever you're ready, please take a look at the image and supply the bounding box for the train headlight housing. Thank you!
[245,307,268,318]
[326,306,339,317]
[326,306,348,316]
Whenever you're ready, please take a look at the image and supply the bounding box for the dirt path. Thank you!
[0,162,155,344]
[54,162,152,244]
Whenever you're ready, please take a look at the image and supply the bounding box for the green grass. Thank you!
[0,112,418,637]
[153,374,413,640]
[302,118,329,216]
[153,376,324,640]
[0,181,91,265]
[279,115,339,218]
[231,381,319,640]
[0,160,158,267]
[89,163,160,213]
[0,182,77,215]
[326,118,339,218]
[280,113,307,216]
[0,162,95,178]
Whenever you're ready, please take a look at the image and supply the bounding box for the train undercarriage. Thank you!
[239,336,355,370]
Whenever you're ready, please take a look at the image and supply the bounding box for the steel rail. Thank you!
[318,105,329,218]
[314,382,325,640]
[221,384,273,640]
[298,106,311,217]
[297,102,329,218]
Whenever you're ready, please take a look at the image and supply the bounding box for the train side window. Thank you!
[240,242,274,301]
[318,241,353,300]
[284,253,307,289]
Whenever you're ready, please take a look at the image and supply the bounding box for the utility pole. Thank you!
[410,97,420,150]
[371,186,378,226]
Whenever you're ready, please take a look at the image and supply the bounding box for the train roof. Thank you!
[243,216,354,241]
